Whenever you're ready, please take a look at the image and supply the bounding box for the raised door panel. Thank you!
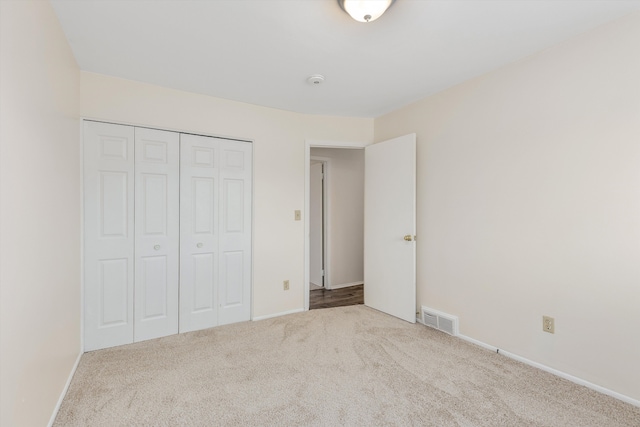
[221,251,244,306]
[218,140,252,325]
[99,259,129,326]
[141,255,168,319]
[134,127,180,342]
[141,174,168,235]
[192,253,215,312]
[99,172,129,238]
[179,134,219,332]
[223,179,244,233]
[193,177,215,234]
[84,121,134,351]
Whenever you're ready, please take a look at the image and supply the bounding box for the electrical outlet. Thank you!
[283,280,290,291]
[543,316,555,334]
[294,210,301,221]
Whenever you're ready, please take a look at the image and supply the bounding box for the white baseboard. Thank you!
[47,351,82,427]
[252,308,304,321]
[328,281,364,290]
[457,334,640,408]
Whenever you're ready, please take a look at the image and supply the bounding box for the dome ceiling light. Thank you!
[338,0,396,23]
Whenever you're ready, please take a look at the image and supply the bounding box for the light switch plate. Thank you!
[294,210,301,221]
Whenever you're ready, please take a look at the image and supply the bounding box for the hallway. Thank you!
[309,285,363,310]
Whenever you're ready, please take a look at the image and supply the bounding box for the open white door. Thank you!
[364,134,416,323]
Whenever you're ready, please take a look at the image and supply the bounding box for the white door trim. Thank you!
[310,156,331,289]
[304,139,368,311]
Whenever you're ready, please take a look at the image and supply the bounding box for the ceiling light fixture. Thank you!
[338,0,395,23]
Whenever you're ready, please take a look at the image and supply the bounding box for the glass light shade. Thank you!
[339,0,395,23]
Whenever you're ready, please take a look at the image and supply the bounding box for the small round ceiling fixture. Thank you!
[307,74,325,85]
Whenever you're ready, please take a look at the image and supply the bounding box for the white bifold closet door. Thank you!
[134,127,180,342]
[84,121,135,351]
[85,121,252,350]
[180,134,252,332]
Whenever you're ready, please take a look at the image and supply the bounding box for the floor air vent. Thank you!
[420,306,459,336]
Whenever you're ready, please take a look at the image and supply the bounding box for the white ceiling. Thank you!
[51,0,640,118]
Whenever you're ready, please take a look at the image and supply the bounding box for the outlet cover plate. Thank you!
[543,316,555,334]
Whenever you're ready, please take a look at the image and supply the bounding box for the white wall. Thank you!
[0,1,81,426]
[80,72,373,318]
[374,12,640,401]
[311,148,364,287]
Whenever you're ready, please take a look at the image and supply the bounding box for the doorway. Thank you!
[305,135,417,321]
[307,146,365,310]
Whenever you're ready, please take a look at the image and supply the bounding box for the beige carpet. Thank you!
[55,306,640,426]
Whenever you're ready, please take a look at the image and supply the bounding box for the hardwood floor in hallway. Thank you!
[309,284,364,310]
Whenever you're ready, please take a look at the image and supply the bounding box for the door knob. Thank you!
[403,235,415,242]
[197,243,203,248]
[154,245,161,250]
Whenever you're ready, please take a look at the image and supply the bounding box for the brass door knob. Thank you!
[403,235,414,241]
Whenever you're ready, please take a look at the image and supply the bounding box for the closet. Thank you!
[83,121,252,351]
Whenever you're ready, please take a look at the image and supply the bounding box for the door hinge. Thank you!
[321,269,325,276]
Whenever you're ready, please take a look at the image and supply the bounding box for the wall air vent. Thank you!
[423,311,438,328]
[420,306,459,336]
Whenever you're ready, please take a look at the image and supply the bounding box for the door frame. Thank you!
[309,156,331,290]
[304,139,368,311]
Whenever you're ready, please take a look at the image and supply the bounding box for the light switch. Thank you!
[294,210,301,221]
